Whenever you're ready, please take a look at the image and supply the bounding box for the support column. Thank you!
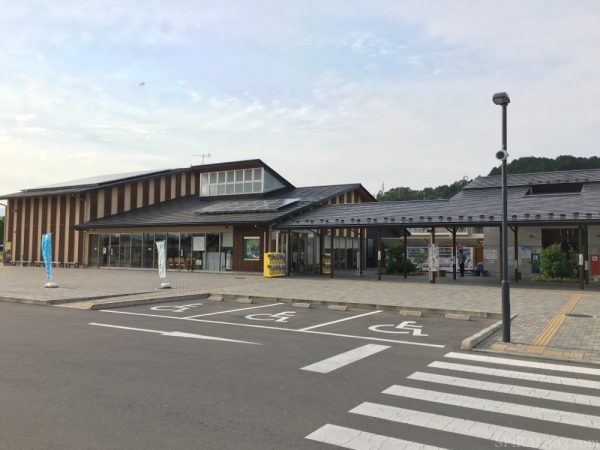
[430,226,436,284]
[330,228,334,279]
[358,228,364,275]
[579,225,584,290]
[513,226,519,282]
[286,230,292,276]
[585,225,590,286]
[377,227,382,281]
[499,225,503,282]
[319,230,324,275]
[452,227,457,280]
[403,227,408,279]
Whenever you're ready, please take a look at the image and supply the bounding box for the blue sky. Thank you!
[2,1,600,216]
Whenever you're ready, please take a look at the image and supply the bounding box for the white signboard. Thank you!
[193,236,205,251]
[484,249,498,261]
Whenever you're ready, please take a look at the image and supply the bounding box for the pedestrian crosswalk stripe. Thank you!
[444,351,600,375]
[306,424,448,450]
[350,402,600,450]
[383,385,600,429]
[429,361,600,390]
[301,344,390,373]
[408,372,600,407]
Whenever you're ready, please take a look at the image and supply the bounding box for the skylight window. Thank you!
[526,183,583,195]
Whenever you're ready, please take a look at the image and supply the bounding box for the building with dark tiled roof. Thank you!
[1,159,374,272]
[2,162,600,280]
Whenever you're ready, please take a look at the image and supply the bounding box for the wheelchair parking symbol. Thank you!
[245,311,297,323]
[368,321,428,336]
[150,302,204,313]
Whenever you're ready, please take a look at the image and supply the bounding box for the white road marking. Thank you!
[245,311,296,322]
[89,322,260,345]
[407,371,600,407]
[298,310,382,331]
[444,351,600,375]
[99,309,446,348]
[383,385,600,429]
[306,424,447,450]
[183,302,283,319]
[151,302,203,313]
[429,361,600,389]
[301,344,390,373]
[350,402,600,450]
[369,321,428,336]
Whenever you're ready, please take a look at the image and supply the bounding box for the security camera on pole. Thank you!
[492,91,511,343]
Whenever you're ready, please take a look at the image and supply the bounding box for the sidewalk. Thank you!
[1,265,599,364]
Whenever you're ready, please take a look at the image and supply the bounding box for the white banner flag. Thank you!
[156,240,167,279]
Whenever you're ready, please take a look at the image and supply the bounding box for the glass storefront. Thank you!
[89,231,233,271]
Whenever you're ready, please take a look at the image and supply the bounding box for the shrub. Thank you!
[539,243,577,279]
[385,244,416,275]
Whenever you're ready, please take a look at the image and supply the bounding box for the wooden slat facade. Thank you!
[2,166,370,270]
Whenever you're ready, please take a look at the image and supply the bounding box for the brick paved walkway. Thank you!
[2,265,599,364]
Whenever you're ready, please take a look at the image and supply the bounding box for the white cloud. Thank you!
[1,0,600,202]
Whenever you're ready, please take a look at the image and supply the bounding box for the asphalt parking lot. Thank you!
[94,299,493,350]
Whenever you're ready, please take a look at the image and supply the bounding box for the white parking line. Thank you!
[301,344,390,373]
[99,309,446,348]
[298,310,382,331]
[183,303,283,319]
[444,352,600,375]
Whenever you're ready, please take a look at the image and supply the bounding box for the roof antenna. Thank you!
[193,153,212,164]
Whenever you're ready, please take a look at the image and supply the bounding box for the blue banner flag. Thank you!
[41,234,53,280]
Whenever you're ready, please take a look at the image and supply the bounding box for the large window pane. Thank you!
[226,184,234,195]
[244,169,253,181]
[217,184,226,195]
[253,168,262,180]
[209,172,217,183]
[235,170,243,182]
[119,234,132,267]
[243,182,252,193]
[180,233,192,271]
[234,183,243,194]
[218,172,225,183]
[226,171,234,182]
[131,234,142,268]
[89,234,100,267]
[253,181,261,192]
[142,233,154,268]
[209,185,218,196]
[167,233,180,270]
[101,234,110,266]
[201,184,209,196]
[109,234,120,267]
[201,173,209,185]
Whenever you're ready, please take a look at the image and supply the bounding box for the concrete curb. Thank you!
[471,346,600,367]
[0,291,157,306]
[89,293,210,310]
[461,314,518,350]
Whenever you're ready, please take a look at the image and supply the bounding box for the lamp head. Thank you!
[493,92,510,106]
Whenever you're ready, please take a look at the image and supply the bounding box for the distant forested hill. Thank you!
[378,155,599,201]
[488,155,600,175]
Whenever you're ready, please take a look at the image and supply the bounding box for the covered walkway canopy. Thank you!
[275,168,600,287]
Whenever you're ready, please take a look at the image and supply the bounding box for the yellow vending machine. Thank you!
[263,252,286,277]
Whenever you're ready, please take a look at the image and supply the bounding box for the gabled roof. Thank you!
[190,158,295,189]
[0,168,174,199]
[465,168,600,189]
[277,177,600,229]
[77,183,366,229]
[0,158,295,199]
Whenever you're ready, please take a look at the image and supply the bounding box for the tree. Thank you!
[489,155,600,176]
[378,178,470,202]
[539,243,577,279]
[385,244,416,275]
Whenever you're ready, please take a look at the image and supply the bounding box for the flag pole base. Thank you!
[160,282,172,289]
[44,282,59,288]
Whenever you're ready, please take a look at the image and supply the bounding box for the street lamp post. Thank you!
[493,91,511,343]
